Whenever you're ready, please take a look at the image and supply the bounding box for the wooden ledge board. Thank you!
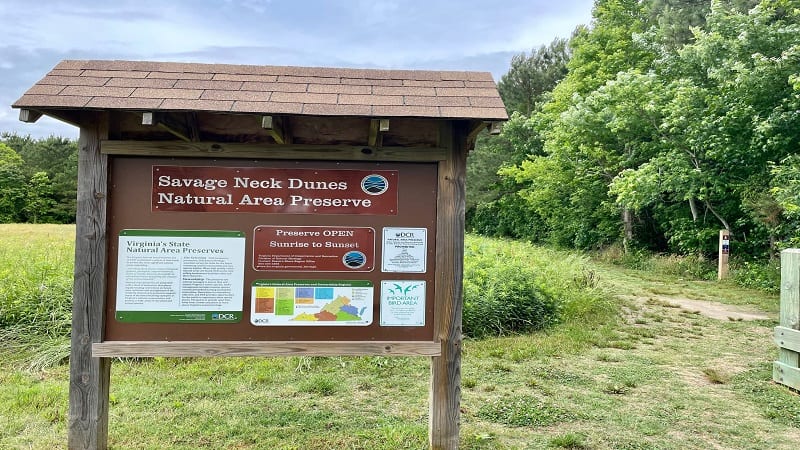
[92,341,441,357]
[100,140,447,162]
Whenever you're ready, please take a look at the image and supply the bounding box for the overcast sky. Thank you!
[1,0,594,139]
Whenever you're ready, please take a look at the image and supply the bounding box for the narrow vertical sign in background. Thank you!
[116,230,246,323]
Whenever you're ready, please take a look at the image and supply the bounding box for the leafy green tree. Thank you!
[24,171,56,224]
[498,38,571,116]
[2,134,78,223]
[467,38,571,238]
[0,143,27,222]
[610,0,800,254]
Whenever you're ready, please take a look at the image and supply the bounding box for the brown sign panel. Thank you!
[106,157,438,342]
[152,165,398,215]
[253,226,375,272]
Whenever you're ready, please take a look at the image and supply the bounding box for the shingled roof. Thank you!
[13,60,508,121]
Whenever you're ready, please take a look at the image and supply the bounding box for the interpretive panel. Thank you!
[253,226,375,272]
[152,165,398,215]
[251,280,373,326]
[115,229,246,323]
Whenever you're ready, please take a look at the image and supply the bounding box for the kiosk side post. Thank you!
[68,112,111,450]
[429,121,466,450]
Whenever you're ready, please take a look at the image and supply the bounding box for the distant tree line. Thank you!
[0,134,78,223]
[467,0,800,259]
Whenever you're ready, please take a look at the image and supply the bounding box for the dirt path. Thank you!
[621,294,771,321]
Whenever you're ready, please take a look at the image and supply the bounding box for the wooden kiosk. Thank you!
[13,60,507,449]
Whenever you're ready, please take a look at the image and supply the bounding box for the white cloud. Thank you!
[2,0,594,137]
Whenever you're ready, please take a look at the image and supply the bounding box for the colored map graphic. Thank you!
[291,295,363,321]
[250,280,373,326]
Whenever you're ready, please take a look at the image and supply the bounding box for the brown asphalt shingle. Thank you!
[13,60,508,120]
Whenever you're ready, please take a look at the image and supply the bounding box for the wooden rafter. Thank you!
[261,115,286,144]
[487,121,503,135]
[18,109,43,123]
[142,112,199,143]
[368,118,389,147]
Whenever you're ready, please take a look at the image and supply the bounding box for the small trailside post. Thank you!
[718,229,730,280]
[774,248,800,389]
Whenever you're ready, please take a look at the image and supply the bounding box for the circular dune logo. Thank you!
[361,174,388,195]
[343,251,367,269]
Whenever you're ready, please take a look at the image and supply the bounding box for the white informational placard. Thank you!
[380,280,426,326]
[381,227,427,273]
[115,230,246,323]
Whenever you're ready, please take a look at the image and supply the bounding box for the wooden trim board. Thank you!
[101,140,447,162]
[92,341,441,357]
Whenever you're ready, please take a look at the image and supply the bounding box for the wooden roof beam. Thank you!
[261,115,288,144]
[142,112,199,143]
[368,119,389,147]
[19,109,43,123]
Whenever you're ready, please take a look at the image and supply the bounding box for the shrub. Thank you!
[463,235,612,338]
[730,258,780,294]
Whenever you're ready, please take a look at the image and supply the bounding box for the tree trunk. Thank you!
[622,208,633,253]
[705,200,731,232]
[688,198,699,222]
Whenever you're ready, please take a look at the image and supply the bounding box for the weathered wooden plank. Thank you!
[429,121,466,450]
[774,361,800,391]
[100,140,447,161]
[775,326,800,353]
[92,341,441,357]
[68,111,111,450]
[779,249,800,370]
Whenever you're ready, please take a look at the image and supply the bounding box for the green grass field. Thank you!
[1,225,798,449]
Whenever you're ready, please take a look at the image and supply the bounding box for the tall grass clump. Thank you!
[0,224,75,368]
[597,244,716,280]
[463,234,614,338]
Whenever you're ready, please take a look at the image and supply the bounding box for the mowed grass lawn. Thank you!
[1,224,799,449]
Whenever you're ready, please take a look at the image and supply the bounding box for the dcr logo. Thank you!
[396,232,415,238]
[212,313,236,320]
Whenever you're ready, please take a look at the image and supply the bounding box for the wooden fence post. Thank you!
[429,121,466,449]
[774,248,800,389]
[68,112,111,450]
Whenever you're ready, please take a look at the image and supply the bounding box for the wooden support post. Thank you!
[68,112,111,450]
[775,249,800,389]
[718,230,730,280]
[430,121,466,450]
